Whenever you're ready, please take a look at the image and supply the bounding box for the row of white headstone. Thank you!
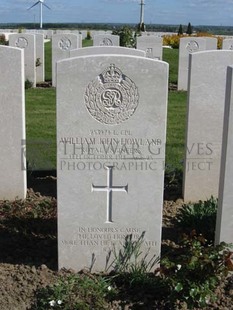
[8,33,45,87]
[0,39,232,272]
[4,33,164,88]
[178,36,233,91]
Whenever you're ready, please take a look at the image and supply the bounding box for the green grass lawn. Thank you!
[26,43,186,172]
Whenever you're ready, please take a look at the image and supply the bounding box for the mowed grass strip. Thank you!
[166,91,187,171]
[26,88,56,169]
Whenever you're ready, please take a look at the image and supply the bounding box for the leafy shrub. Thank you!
[161,232,232,309]
[175,196,217,242]
[163,33,223,49]
[112,26,136,48]
[163,34,184,48]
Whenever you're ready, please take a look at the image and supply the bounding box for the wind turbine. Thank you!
[28,0,51,29]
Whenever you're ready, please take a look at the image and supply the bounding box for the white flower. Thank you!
[57,300,62,305]
[107,286,112,291]
[177,264,182,270]
[49,300,56,307]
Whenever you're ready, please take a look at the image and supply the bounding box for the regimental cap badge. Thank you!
[100,64,122,83]
[85,64,139,125]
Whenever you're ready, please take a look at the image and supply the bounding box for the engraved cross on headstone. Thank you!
[92,166,128,223]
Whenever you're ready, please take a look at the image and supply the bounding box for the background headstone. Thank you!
[178,37,206,91]
[52,33,80,86]
[70,46,146,58]
[222,38,233,50]
[136,36,163,59]
[57,55,168,272]
[35,33,44,83]
[9,33,36,87]
[93,34,119,46]
[204,37,218,50]
[215,65,233,245]
[0,46,27,200]
[183,50,233,202]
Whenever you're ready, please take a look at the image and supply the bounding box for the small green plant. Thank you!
[108,232,158,274]
[33,273,115,310]
[160,232,232,309]
[25,79,33,89]
[164,165,183,198]
[36,57,42,67]
[85,30,92,40]
[175,196,217,242]
[106,232,159,292]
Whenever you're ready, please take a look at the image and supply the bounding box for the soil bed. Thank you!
[0,176,232,309]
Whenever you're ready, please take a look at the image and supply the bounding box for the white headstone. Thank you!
[57,55,168,272]
[9,33,36,87]
[69,46,146,58]
[0,46,26,200]
[222,39,233,50]
[136,36,163,59]
[204,37,218,50]
[52,33,80,86]
[183,50,233,202]
[215,65,233,245]
[93,34,119,47]
[178,37,206,91]
[35,33,44,83]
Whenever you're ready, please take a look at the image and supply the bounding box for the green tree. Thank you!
[186,22,193,35]
[178,24,183,36]
[112,26,136,48]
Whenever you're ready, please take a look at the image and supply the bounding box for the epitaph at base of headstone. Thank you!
[215,66,233,245]
[57,55,168,272]
[0,46,27,200]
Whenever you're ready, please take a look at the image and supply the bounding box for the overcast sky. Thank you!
[0,0,233,26]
